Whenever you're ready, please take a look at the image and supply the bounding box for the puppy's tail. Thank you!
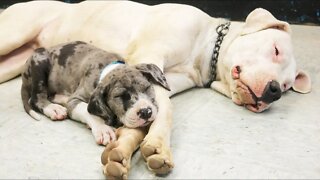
[21,82,42,121]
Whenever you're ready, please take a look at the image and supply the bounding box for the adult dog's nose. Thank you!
[138,107,152,120]
[260,80,282,104]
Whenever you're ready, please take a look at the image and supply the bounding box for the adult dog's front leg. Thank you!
[102,127,147,179]
[140,86,174,174]
[69,102,116,145]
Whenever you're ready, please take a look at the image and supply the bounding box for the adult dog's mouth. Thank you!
[234,79,280,112]
[245,102,271,113]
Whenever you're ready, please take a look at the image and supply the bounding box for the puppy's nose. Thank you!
[260,80,282,104]
[138,107,152,120]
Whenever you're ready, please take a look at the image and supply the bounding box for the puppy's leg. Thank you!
[102,127,147,179]
[51,94,69,106]
[140,86,174,174]
[28,49,67,120]
[68,101,116,145]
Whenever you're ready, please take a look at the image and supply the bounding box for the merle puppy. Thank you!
[21,41,170,145]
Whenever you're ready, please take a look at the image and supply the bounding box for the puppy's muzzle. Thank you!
[138,107,152,120]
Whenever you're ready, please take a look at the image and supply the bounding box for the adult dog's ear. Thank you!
[135,63,171,91]
[241,8,291,35]
[292,70,311,94]
[87,84,116,125]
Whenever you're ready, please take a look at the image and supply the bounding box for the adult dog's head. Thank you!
[214,8,311,112]
[88,63,170,128]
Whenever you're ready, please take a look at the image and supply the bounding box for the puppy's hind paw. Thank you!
[43,103,68,120]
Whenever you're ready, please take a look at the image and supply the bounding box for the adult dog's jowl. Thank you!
[0,1,311,178]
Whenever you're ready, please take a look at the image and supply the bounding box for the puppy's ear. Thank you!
[241,8,291,35]
[135,63,171,91]
[87,84,116,125]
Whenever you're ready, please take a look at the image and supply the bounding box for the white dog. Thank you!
[0,1,311,178]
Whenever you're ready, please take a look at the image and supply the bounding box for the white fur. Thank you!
[99,63,124,83]
[29,110,42,121]
[120,93,157,128]
[43,103,67,120]
[70,102,116,145]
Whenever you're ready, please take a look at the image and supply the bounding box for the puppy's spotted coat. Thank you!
[21,41,170,145]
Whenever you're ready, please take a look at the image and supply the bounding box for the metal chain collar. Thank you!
[205,21,231,88]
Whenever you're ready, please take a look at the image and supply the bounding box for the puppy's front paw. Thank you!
[92,125,116,145]
[43,103,68,120]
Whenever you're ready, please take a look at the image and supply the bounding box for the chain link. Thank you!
[205,21,231,88]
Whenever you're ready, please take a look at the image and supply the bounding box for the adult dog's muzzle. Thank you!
[247,80,282,106]
[260,80,282,104]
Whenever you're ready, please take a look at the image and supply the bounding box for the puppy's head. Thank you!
[88,63,170,128]
[216,8,311,112]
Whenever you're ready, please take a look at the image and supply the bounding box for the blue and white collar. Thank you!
[99,60,125,82]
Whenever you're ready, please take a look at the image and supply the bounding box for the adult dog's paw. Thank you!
[140,136,174,175]
[92,125,116,145]
[43,103,67,120]
[102,141,130,179]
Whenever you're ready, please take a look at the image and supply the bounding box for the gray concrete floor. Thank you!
[0,24,319,179]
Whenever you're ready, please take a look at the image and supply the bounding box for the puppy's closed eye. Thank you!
[144,85,151,92]
[121,92,131,101]
[115,91,131,101]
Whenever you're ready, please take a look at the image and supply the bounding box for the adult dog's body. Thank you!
[0,1,311,178]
